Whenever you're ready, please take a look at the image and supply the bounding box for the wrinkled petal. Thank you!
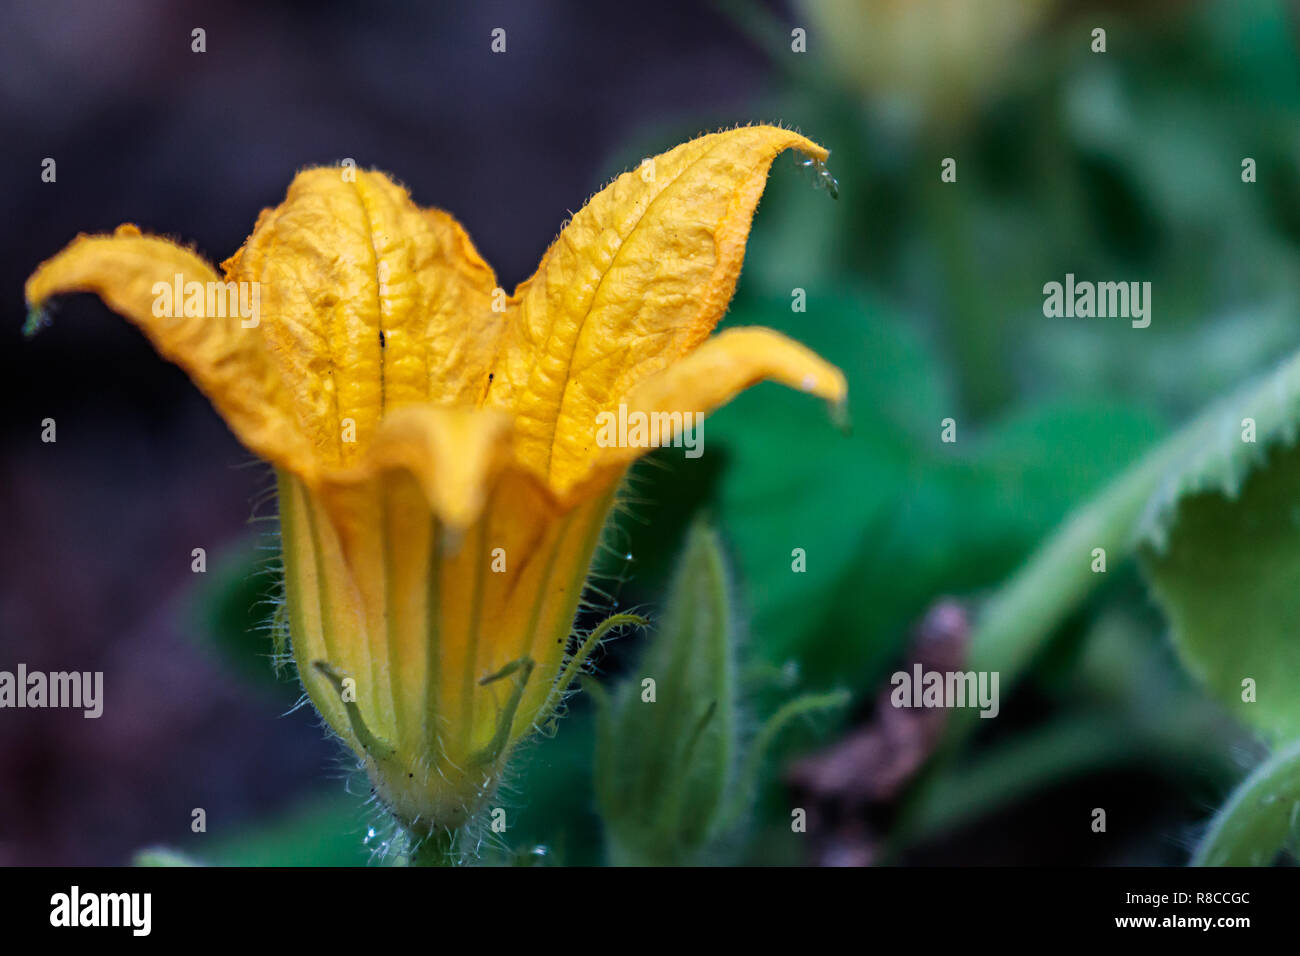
[484,126,829,490]
[319,405,516,533]
[24,225,312,470]
[562,326,847,497]
[226,167,503,466]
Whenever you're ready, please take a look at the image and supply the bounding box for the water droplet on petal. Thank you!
[799,157,838,200]
[23,307,51,339]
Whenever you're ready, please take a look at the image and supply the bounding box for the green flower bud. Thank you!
[591,520,739,865]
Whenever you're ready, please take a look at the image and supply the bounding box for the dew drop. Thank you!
[799,157,839,200]
[22,307,51,339]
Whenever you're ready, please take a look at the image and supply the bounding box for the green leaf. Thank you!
[1137,350,1300,551]
[1132,348,1300,740]
[715,293,1161,688]
[1142,439,1300,739]
[713,293,947,683]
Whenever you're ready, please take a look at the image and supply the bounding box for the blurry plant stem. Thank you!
[961,339,1300,693]
[917,95,1089,418]
[1028,87,1091,261]
[889,713,1138,850]
[1193,736,1300,865]
[917,157,1009,417]
[964,448,1177,687]
[407,827,457,867]
[889,700,1241,857]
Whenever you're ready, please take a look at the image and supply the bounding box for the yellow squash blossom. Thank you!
[25,126,846,836]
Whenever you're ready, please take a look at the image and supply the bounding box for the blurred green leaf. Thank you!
[1143,440,1300,739]
[712,293,1162,689]
[133,848,202,867]
[713,293,947,684]
[205,793,374,867]
[191,544,293,699]
[487,710,604,866]
[1133,345,1300,740]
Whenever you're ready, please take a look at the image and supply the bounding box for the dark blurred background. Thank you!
[3,0,1298,865]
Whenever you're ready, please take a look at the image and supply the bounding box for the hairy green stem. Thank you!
[970,345,1300,694]
[724,688,850,825]
[407,827,458,867]
[894,348,1300,848]
[1193,737,1300,866]
[968,457,1169,682]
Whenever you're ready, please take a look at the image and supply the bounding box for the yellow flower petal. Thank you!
[226,167,503,467]
[485,125,830,492]
[24,225,312,469]
[280,452,613,829]
[564,326,847,496]
[294,405,609,775]
[320,405,515,533]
